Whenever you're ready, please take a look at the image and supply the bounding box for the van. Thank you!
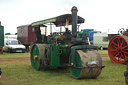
[3,39,26,53]
[4,35,17,39]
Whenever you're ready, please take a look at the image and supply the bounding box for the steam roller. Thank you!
[30,6,104,79]
[108,28,128,64]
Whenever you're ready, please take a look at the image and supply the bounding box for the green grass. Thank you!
[98,49,108,54]
[0,51,126,85]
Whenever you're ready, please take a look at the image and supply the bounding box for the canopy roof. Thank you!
[31,14,85,27]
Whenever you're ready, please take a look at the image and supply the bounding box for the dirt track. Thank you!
[0,57,30,63]
[0,54,108,63]
[100,54,108,57]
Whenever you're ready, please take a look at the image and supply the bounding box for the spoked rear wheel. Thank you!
[108,35,128,64]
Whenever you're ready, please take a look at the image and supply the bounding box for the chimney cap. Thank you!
[71,6,78,12]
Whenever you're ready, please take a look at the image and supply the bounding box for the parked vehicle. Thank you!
[3,39,26,53]
[4,35,17,39]
[93,33,109,50]
[81,29,101,44]
[108,28,128,64]
[26,6,104,79]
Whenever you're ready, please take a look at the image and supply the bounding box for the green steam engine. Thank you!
[30,6,104,79]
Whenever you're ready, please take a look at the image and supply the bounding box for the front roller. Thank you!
[70,50,103,79]
[31,44,47,70]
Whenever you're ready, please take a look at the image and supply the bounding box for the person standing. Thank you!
[124,65,128,85]
[0,68,2,80]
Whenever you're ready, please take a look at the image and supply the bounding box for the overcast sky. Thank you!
[0,0,128,34]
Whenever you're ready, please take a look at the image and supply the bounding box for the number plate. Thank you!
[16,50,22,52]
[86,61,99,66]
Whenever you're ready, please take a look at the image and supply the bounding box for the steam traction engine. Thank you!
[108,28,128,64]
[30,6,104,79]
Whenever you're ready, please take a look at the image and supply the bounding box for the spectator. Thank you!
[0,68,2,80]
[124,65,128,85]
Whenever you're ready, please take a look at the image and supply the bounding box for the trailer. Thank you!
[93,33,109,50]
[17,24,46,51]
[0,22,4,54]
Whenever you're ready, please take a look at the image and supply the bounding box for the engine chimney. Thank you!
[71,6,78,37]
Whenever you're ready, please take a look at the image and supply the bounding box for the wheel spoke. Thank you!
[123,48,128,51]
[120,53,127,63]
[122,50,128,54]
[121,53,124,59]
[117,38,121,47]
[122,45,128,49]
[110,49,116,51]
[124,53,127,59]
[112,42,118,46]
[112,45,117,48]
[113,51,118,56]
[120,40,124,47]
[120,53,124,60]
[113,53,119,59]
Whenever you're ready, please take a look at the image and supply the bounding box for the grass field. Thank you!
[0,50,126,85]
